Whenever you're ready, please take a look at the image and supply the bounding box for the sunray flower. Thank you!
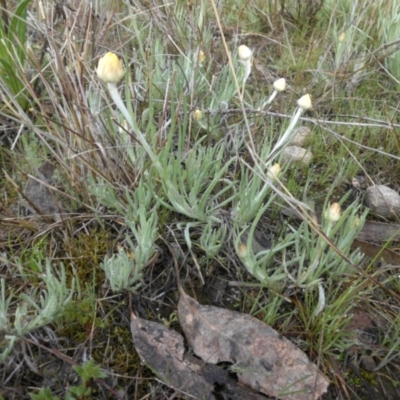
[324,202,341,224]
[96,52,158,165]
[260,78,286,110]
[267,93,313,165]
[238,45,252,89]
[297,93,312,111]
[96,52,125,84]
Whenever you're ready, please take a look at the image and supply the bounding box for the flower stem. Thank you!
[259,90,277,111]
[266,107,304,165]
[107,83,160,169]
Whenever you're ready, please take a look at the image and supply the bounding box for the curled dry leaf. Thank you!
[357,219,400,242]
[178,291,329,400]
[130,312,213,398]
[130,312,267,400]
[352,239,400,265]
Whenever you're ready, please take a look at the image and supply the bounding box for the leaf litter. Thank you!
[177,290,329,399]
[130,256,329,399]
[130,312,266,399]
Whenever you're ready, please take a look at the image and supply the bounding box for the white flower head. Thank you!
[325,202,341,223]
[238,45,252,62]
[273,78,286,92]
[267,163,281,180]
[297,93,312,110]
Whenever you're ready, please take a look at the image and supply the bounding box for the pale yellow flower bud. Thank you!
[238,45,252,62]
[273,78,286,92]
[297,93,312,110]
[237,243,248,257]
[192,109,203,121]
[96,52,125,84]
[325,202,341,223]
[353,216,361,227]
[198,50,206,64]
[338,32,346,42]
[267,163,281,180]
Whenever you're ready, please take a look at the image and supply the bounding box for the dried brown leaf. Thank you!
[352,239,400,265]
[357,220,400,242]
[282,207,400,243]
[282,207,400,263]
[130,312,267,400]
[178,292,329,400]
[130,312,213,399]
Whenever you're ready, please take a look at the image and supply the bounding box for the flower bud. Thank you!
[297,93,312,110]
[192,109,203,121]
[325,202,341,223]
[237,243,248,257]
[353,216,361,227]
[267,163,281,180]
[273,78,286,92]
[238,45,252,62]
[197,50,205,64]
[96,52,125,84]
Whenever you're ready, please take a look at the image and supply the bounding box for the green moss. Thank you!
[63,229,112,269]
[92,324,141,373]
[360,370,378,386]
[62,229,113,285]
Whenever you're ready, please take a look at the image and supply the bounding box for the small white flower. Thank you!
[273,78,286,92]
[238,45,252,62]
[267,163,281,180]
[297,93,312,110]
[325,202,341,223]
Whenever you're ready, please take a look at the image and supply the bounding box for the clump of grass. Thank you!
[0,0,30,113]
[377,1,400,89]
